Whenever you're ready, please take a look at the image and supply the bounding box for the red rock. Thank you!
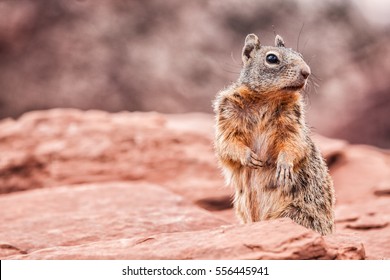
[165,113,215,137]
[6,218,365,260]
[330,145,390,204]
[334,205,359,223]
[0,109,229,204]
[335,199,390,259]
[0,181,227,258]
[311,134,348,166]
[346,215,388,230]
[323,234,365,260]
[0,243,28,259]
[373,181,390,197]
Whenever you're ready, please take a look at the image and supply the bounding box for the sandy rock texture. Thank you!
[6,219,364,260]
[1,109,389,259]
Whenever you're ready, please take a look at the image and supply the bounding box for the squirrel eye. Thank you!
[266,54,279,64]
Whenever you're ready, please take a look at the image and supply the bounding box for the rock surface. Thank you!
[1,109,389,259]
[7,219,364,260]
[0,181,226,258]
[322,234,365,260]
[335,199,390,259]
[0,109,226,203]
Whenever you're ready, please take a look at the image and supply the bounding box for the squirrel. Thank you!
[213,33,335,235]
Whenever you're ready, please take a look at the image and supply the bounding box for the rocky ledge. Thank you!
[1,109,389,259]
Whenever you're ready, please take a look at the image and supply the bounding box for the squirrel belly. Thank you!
[213,34,335,235]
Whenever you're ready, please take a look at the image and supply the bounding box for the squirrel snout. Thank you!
[300,66,311,79]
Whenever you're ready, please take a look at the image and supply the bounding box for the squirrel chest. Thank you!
[220,86,306,168]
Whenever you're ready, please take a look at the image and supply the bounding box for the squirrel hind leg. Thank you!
[233,188,259,224]
[281,206,333,235]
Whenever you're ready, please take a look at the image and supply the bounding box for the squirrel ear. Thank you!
[275,35,285,47]
[242,33,260,64]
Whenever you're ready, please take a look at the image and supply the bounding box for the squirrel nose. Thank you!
[300,67,311,79]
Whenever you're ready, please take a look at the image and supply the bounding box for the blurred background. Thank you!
[0,0,389,148]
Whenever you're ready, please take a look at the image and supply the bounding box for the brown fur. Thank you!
[213,34,335,235]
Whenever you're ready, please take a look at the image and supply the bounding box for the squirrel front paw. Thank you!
[244,149,264,169]
[276,160,294,188]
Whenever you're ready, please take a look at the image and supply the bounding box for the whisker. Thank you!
[230,51,241,66]
[310,77,321,84]
[221,65,241,74]
[310,73,322,85]
[221,68,241,74]
[307,78,320,95]
[297,22,305,52]
[224,62,241,69]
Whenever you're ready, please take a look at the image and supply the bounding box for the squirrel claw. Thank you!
[246,151,264,169]
[276,161,294,188]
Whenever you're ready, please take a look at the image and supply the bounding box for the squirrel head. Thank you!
[239,33,311,94]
